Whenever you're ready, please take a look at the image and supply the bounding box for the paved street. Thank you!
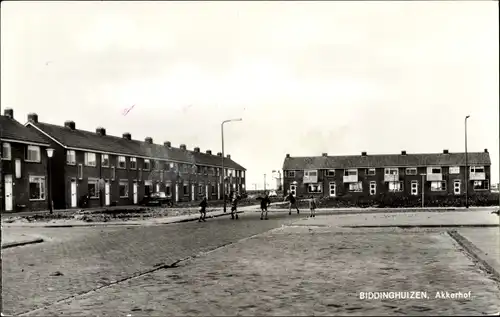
[2,210,499,316]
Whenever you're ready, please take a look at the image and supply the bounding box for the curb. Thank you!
[343,224,499,229]
[447,230,500,282]
[1,238,44,250]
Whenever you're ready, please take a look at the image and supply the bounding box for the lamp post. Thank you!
[420,173,426,208]
[46,148,55,214]
[221,118,242,213]
[465,115,470,209]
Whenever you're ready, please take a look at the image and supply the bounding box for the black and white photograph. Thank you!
[1,1,499,316]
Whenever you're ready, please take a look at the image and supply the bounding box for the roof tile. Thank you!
[0,115,50,145]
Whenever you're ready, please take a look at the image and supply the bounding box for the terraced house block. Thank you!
[19,112,246,210]
[282,150,491,202]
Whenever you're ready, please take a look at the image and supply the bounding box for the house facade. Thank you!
[282,150,491,200]
[1,109,51,212]
[24,113,246,210]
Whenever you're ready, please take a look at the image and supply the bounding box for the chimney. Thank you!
[401,150,407,155]
[180,144,187,150]
[3,108,13,119]
[226,154,231,159]
[64,121,76,130]
[217,152,222,157]
[164,141,171,148]
[361,152,367,156]
[443,149,449,154]
[322,153,328,157]
[194,147,200,153]
[206,150,212,155]
[145,137,153,144]
[122,133,131,140]
[286,154,290,158]
[27,113,38,123]
[96,127,106,136]
[484,149,488,153]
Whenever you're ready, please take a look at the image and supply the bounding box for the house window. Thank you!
[287,170,295,177]
[165,183,171,196]
[204,167,208,175]
[430,167,442,174]
[118,156,126,169]
[78,164,83,180]
[473,180,489,191]
[405,168,417,175]
[130,157,137,170]
[388,181,403,192]
[344,169,358,176]
[183,183,189,195]
[84,152,97,167]
[88,178,99,198]
[2,142,11,160]
[349,182,363,192]
[449,166,460,174]
[326,170,336,177]
[66,150,76,165]
[29,176,46,200]
[367,168,376,176]
[470,166,485,173]
[431,181,446,191]
[165,162,171,171]
[304,170,317,177]
[111,166,116,181]
[25,145,41,162]
[307,183,322,193]
[385,168,398,175]
[144,159,151,171]
[101,154,109,167]
[15,159,21,178]
[119,181,129,198]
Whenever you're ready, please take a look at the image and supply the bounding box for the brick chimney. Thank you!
[443,149,449,154]
[164,141,171,148]
[180,144,187,150]
[96,127,106,136]
[194,147,200,153]
[27,113,39,123]
[226,154,231,159]
[145,137,153,144]
[3,108,13,119]
[322,153,328,157]
[401,150,407,155]
[217,152,222,157]
[484,149,488,153]
[206,150,212,155]
[64,121,76,130]
[361,152,367,156]
[122,133,131,140]
[286,154,290,158]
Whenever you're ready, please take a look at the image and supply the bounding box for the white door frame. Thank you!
[411,180,418,196]
[133,182,138,204]
[155,183,160,193]
[329,182,336,197]
[4,174,13,211]
[290,184,297,196]
[206,185,209,199]
[70,179,78,208]
[105,181,110,206]
[191,184,195,201]
[453,180,461,195]
[369,181,376,195]
[175,184,179,202]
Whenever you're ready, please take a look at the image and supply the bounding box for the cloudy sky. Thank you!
[2,1,498,189]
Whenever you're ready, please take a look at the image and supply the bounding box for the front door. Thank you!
[411,181,418,196]
[329,182,336,197]
[4,175,13,211]
[369,181,376,195]
[105,182,110,206]
[206,185,209,199]
[191,184,195,201]
[454,180,461,195]
[175,184,179,202]
[155,183,160,193]
[133,182,138,204]
[70,180,77,207]
[290,184,297,196]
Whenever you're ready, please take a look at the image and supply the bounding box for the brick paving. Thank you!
[22,226,500,316]
[1,212,304,316]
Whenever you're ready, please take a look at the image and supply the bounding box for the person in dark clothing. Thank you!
[260,193,271,220]
[199,197,208,222]
[285,191,300,215]
[231,193,240,220]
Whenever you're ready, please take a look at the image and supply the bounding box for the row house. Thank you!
[282,150,491,199]
[1,109,51,212]
[23,113,246,210]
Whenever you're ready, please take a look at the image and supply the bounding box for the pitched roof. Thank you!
[282,152,491,170]
[0,115,50,145]
[28,121,245,170]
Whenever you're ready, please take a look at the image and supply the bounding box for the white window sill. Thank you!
[29,198,46,201]
[1,158,12,161]
[85,164,97,167]
[102,165,110,168]
[25,160,41,163]
[119,196,129,198]
[90,197,100,200]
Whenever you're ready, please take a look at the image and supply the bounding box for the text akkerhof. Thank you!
[359,291,472,300]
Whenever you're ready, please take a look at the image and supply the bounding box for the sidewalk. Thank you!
[22,225,500,316]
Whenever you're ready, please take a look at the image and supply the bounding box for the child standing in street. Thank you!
[199,197,208,222]
[231,193,240,220]
[285,191,300,215]
[309,196,317,218]
[260,193,271,220]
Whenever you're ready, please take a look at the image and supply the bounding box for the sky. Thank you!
[1,1,498,190]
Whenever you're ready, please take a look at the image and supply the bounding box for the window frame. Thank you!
[473,180,489,191]
[119,181,129,198]
[384,168,399,175]
[101,154,110,167]
[367,168,376,176]
[287,170,296,177]
[29,175,46,201]
[430,167,442,174]
[129,157,137,170]
[430,181,447,192]
[449,166,460,174]
[470,166,485,173]
[84,152,97,167]
[88,178,100,199]
[25,145,41,162]
[2,142,12,160]
[326,169,336,177]
[118,156,126,169]
[66,150,76,165]
[143,159,151,171]
[405,168,417,176]
[304,170,318,177]
[348,181,363,192]
[307,183,323,193]
[388,181,404,192]
[344,169,358,176]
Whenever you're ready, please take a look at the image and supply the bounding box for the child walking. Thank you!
[231,193,240,220]
[285,191,300,215]
[260,193,271,220]
[199,197,208,222]
[309,196,317,218]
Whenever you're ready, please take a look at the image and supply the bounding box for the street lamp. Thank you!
[465,115,470,208]
[46,148,55,214]
[221,118,242,213]
[420,173,426,208]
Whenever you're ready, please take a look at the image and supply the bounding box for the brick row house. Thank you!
[282,150,491,199]
[1,109,51,212]
[20,112,245,210]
